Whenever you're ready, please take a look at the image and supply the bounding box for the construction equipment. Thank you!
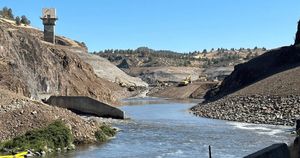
[178,75,192,86]
[0,151,28,158]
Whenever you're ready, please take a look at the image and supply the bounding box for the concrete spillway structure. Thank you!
[46,96,125,119]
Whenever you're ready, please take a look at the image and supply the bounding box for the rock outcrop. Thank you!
[295,20,300,45]
[0,18,120,104]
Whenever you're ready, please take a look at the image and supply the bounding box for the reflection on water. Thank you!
[55,98,294,158]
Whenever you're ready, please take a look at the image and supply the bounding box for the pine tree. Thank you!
[20,15,30,25]
[7,8,14,20]
[15,16,20,25]
[1,7,14,20]
[2,7,8,17]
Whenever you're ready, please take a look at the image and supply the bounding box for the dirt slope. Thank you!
[205,45,300,100]
[192,45,300,126]
[191,66,300,126]
[127,66,203,84]
[0,88,100,143]
[150,81,218,99]
[233,66,300,96]
[72,50,148,88]
[0,18,120,104]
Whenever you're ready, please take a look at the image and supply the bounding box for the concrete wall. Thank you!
[46,96,124,119]
[44,25,55,44]
[244,143,290,158]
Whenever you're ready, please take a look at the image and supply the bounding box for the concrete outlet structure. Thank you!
[41,8,57,44]
[46,96,125,119]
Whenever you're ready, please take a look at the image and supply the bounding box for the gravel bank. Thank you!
[191,95,300,126]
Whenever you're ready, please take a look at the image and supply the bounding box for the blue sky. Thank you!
[1,0,300,52]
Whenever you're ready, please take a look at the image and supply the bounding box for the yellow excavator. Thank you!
[178,75,192,86]
[0,151,28,158]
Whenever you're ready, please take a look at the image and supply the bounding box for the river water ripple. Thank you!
[56,98,294,158]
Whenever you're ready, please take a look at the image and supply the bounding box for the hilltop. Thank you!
[96,47,265,69]
[96,47,265,83]
[96,47,265,99]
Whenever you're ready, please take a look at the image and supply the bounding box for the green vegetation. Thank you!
[100,124,116,137]
[95,125,116,142]
[97,47,185,59]
[0,7,14,20]
[0,120,73,153]
[15,16,20,25]
[20,15,30,25]
[0,7,30,25]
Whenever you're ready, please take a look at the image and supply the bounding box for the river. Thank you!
[57,97,294,158]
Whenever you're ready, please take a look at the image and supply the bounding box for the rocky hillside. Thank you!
[126,66,203,85]
[96,47,266,86]
[73,50,148,88]
[0,18,121,104]
[205,45,300,100]
[96,47,265,69]
[192,20,300,126]
[192,66,300,126]
[0,88,100,143]
[149,81,218,99]
[96,47,198,68]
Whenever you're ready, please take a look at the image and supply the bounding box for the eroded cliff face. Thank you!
[0,19,120,104]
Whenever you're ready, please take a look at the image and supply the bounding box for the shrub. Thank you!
[95,130,108,142]
[20,15,30,25]
[95,125,116,142]
[100,125,116,137]
[15,16,20,25]
[0,120,73,153]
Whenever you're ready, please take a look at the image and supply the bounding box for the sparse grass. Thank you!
[95,130,108,142]
[100,124,116,137]
[95,124,116,142]
[0,120,73,153]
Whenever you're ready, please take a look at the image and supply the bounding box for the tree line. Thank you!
[95,47,188,60]
[95,46,266,60]
[0,7,30,25]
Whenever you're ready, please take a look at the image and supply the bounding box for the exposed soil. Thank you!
[126,66,204,85]
[0,18,121,105]
[149,81,218,99]
[0,88,100,143]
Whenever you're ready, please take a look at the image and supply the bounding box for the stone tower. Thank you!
[41,8,57,44]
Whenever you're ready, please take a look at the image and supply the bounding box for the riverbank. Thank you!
[0,88,118,157]
[55,98,293,158]
[191,95,300,126]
